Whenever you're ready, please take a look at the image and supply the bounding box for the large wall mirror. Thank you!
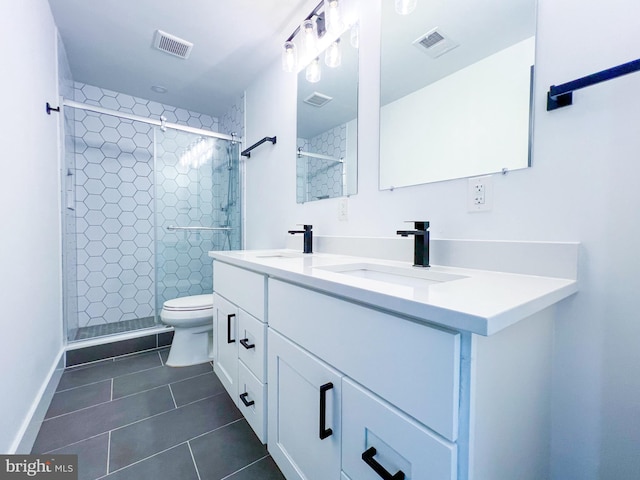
[296,27,358,203]
[379,0,536,189]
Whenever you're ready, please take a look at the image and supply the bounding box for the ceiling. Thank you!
[48,0,316,118]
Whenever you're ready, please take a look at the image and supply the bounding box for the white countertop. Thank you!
[208,249,578,336]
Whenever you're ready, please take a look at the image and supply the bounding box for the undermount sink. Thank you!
[314,263,466,288]
[254,252,302,259]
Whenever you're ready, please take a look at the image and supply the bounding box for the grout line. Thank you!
[187,441,202,480]
[56,364,165,394]
[219,454,270,480]
[96,421,247,479]
[106,431,111,475]
[44,432,108,454]
[43,384,171,421]
[158,349,164,366]
[108,391,229,435]
[187,418,244,444]
[95,442,189,479]
[52,366,215,418]
[168,384,178,409]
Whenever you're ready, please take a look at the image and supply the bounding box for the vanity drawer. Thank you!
[268,279,460,441]
[342,378,456,480]
[213,261,265,321]
[238,361,267,443]
[238,310,267,382]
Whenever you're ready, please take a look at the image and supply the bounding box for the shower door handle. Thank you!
[227,314,236,344]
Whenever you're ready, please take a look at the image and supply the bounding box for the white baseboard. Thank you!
[11,348,65,453]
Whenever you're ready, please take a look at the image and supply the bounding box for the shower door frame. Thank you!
[61,98,243,344]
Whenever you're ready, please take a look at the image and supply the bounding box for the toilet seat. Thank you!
[163,294,213,312]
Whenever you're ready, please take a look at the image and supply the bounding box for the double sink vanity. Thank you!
[207,244,577,480]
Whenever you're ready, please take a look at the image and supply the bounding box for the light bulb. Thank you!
[301,19,317,57]
[395,0,417,15]
[325,39,341,68]
[306,58,321,83]
[324,0,343,34]
[282,41,297,72]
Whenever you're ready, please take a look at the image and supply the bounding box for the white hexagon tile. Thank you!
[64,82,243,339]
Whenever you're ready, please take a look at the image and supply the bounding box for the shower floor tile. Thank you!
[74,316,157,340]
[31,348,285,480]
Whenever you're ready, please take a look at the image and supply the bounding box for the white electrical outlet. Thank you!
[338,197,348,221]
[468,176,493,212]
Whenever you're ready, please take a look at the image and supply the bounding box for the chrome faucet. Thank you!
[288,224,313,254]
[396,221,430,267]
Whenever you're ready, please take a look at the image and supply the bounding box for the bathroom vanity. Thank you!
[209,247,578,480]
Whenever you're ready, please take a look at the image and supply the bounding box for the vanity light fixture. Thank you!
[324,0,343,34]
[281,0,354,82]
[301,19,319,59]
[325,39,342,68]
[282,41,297,72]
[306,57,322,83]
[395,0,417,15]
[179,137,215,169]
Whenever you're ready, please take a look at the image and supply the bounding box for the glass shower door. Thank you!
[154,130,241,311]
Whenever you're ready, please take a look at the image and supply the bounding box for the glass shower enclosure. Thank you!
[62,104,241,342]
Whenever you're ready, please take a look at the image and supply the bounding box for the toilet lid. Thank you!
[163,294,213,312]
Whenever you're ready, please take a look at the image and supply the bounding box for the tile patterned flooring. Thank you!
[73,317,158,340]
[31,348,285,480]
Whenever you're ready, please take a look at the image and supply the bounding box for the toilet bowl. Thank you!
[160,294,214,367]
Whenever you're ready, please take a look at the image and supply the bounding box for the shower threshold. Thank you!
[73,316,158,341]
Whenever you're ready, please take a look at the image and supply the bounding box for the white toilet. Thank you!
[160,294,214,367]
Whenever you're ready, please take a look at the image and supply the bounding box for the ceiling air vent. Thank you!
[413,28,459,58]
[304,92,333,107]
[153,30,193,59]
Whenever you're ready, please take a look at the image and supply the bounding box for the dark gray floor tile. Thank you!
[104,443,199,480]
[32,386,174,453]
[112,363,212,399]
[45,433,109,480]
[170,372,225,407]
[58,351,162,391]
[109,393,241,472]
[226,456,285,480]
[190,420,267,480]
[46,380,112,419]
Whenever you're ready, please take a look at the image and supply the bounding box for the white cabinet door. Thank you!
[342,378,457,480]
[213,293,239,404]
[268,329,342,480]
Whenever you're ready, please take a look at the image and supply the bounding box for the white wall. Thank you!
[0,0,63,452]
[245,0,640,477]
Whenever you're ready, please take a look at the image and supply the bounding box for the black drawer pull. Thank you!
[319,382,333,440]
[239,392,255,407]
[227,314,235,344]
[240,338,255,349]
[362,447,405,480]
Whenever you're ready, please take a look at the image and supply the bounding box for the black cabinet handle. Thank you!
[319,382,333,440]
[240,338,255,349]
[227,314,235,344]
[239,392,255,407]
[361,447,405,480]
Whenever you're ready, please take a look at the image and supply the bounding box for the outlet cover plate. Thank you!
[468,175,493,212]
